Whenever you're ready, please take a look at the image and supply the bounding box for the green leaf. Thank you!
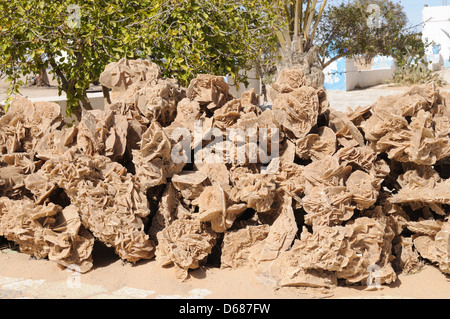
[0,0,281,116]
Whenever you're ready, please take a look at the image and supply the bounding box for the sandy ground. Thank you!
[0,244,449,300]
[1,72,450,300]
[0,75,101,105]
[327,82,450,113]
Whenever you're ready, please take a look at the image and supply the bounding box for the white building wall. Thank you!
[345,59,359,91]
[357,68,396,89]
[226,68,261,99]
[325,58,396,91]
[422,6,450,69]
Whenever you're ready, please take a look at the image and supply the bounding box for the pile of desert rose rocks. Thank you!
[0,58,448,288]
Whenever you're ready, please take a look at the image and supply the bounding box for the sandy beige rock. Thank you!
[0,198,94,272]
[389,166,450,214]
[35,126,78,160]
[3,60,450,286]
[293,214,396,285]
[377,110,449,165]
[25,149,154,263]
[255,245,337,288]
[235,108,279,133]
[0,153,38,198]
[0,166,25,198]
[155,217,217,280]
[0,96,63,154]
[0,197,61,259]
[328,109,365,148]
[134,79,185,126]
[187,74,233,111]
[104,102,149,151]
[194,184,247,233]
[77,110,128,161]
[302,156,351,194]
[148,183,181,242]
[254,196,337,289]
[413,221,450,274]
[213,100,242,130]
[278,267,337,288]
[100,58,185,128]
[132,122,186,191]
[383,202,410,236]
[23,169,58,205]
[277,161,305,200]
[302,186,354,227]
[272,86,320,139]
[163,98,201,146]
[240,89,260,111]
[42,205,94,273]
[221,225,270,269]
[268,67,307,102]
[345,170,378,210]
[407,219,443,236]
[434,223,450,274]
[197,162,230,189]
[99,58,161,104]
[257,196,297,263]
[229,166,277,213]
[215,108,280,168]
[346,105,372,129]
[335,146,390,191]
[171,170,209,201]
[295,126,336,161]
[334,146,378,174]
[393,236,423,274]
[213,90,260,131]
[362,84,450,165]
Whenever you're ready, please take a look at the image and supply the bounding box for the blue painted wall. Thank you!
[323,57,346,91]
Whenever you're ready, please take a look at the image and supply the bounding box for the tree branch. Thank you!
[321,53,345,69]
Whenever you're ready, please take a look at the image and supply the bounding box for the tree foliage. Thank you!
[1,0,150,117]
[316,0,426,69]
[148,0,279,87]
[0,0,279,117]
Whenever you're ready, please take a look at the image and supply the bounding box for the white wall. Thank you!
[345,59,359,91]
[226,68,261,99]
[327,58,396,91]
[357,68,396,89]
[422,6,450,69]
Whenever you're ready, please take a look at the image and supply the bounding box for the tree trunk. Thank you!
[34,68,50,86]
[70,91,93,123]
[277,45,325,89]
[102,85,111,105]
[49,59,93,122]
[72,105,83,123]
[80,90,93,111]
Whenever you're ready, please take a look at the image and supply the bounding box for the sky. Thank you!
[326,0,449,31]
[398,0,449,30]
